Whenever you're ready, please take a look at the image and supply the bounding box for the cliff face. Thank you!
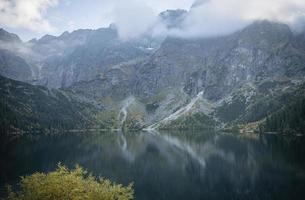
[66,21,305,129]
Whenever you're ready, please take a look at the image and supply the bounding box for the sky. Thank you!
[1,0,305,41]
[0,0,193,41]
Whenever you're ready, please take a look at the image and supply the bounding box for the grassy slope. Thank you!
[159,113,217,131]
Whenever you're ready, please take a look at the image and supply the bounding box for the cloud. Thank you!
[178,0,305,38]
[0,0,58,33]
[112,0,157,40]
[109,0,305,40]
[2,0,305,40]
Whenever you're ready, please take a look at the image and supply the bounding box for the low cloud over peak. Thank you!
[180,0,305,38]
[110,0,305,40]
[112,0,156,40]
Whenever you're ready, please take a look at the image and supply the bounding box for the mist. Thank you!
[179,0,305,38]
[112,0,157,40]
[112,0,305,40]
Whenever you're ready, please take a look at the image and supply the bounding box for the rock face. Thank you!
[30,27,150,88]
[1,20,305,130]
[0,26,155,88]
[133,21,305,100]
[69,20,305,128]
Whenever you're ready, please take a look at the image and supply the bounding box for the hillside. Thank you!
[0,75,102,134]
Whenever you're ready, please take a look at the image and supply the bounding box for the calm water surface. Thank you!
[1,131,305,200]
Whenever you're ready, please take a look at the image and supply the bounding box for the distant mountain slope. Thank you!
[0,75,101,134]
[35,28,148,88]
[0,29,35,82]
[0,49,32,82]
[0,26,157,88]
[0,28,21,43]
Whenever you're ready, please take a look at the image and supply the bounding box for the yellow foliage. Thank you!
[7,164,134,200]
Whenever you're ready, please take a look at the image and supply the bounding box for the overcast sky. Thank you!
[0,0,193,41]
[1,0,305,41]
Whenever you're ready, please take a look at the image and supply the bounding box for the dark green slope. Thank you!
[263,90,305,134]
[0,75,100,134]
[214,82,305,134]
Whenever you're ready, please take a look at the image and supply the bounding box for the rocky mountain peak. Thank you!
[0,28,22,43]
[240,20,291,37]
[235,20,292,48]
[38,34,57,43]
[59,31,70,38]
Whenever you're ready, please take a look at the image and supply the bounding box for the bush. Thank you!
[6,164,134,200]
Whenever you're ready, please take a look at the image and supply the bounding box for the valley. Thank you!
[1,1,305,200]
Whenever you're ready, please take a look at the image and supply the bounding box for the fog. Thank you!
[112,0,305,39]
[112,0,157,40]
[179,0,305,38]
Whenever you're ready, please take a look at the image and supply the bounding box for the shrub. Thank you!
[6,164,133,200]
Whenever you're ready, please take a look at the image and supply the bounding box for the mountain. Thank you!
[34,28,149,88]
[0,8,192,89]
[0,29,35,82]
[1,20,305,133]
[27,26,161,88]
[68,20,305,131]
[136,21,304,98]
[0,26,159,88]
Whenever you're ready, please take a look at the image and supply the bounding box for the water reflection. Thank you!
[1,131,305,200]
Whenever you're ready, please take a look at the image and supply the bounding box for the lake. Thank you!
[1,130,305,200]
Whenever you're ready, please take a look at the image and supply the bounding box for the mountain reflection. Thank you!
[1,131,305,200]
